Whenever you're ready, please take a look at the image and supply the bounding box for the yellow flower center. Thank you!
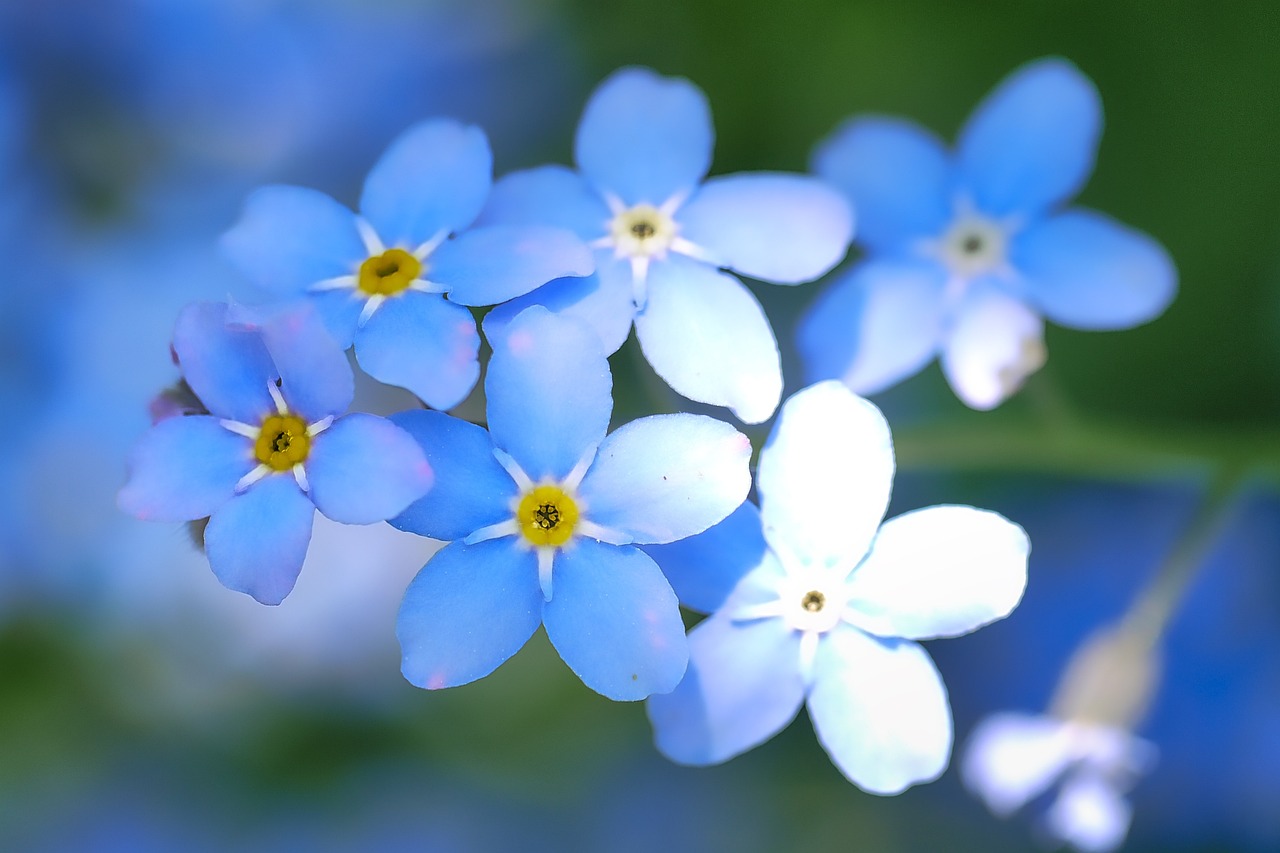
[609,203,676,258]
[357,248,422,297]
[516,484,580,548]
[254,414,311,471]
[801,590,826,613]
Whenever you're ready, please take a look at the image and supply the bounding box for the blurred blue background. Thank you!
[1,1,1278,850]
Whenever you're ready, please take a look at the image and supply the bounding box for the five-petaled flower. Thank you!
[476,67,854,424]
[645,381,1029,793]
[389,306,753,700]
[799,57,1177,409]
[118,301,433,605]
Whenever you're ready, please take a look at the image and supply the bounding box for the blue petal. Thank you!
[575,67,713,204]
[648,609,804,765]
[812,116,954,253]
[204,474,316,605]
[542,540,687,701]
[641,500,768,614]
[482,265,636,357]
[578,413,752,545]
[430,225,594,307]
[940,286,1045,410]
[354,293,480,410]
[797,259,947,395]
[808,627,952,795]
[308,289,364,349]
[389,410,517,541]
[220,185,364,295]
[485,306,612,481]
[359,119,493,248]
[678,173,853,283]
[306,413,433,525]
[397,538,542,689]
[1013,209,1177,330]
[118,415,252,522]
[757,382,894,571]
[173,301,276,423]
[475,165,611,239]
[957,58,1102,217]
[635,256,781,424]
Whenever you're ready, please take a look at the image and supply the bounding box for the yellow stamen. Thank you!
[254,414,311,471]
[516,484,580,548]
[357,247,423,297]
[801,590,826,613]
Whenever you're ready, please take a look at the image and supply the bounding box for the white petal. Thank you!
[961,712,1077,816]
[941,288,1045,410]
[1045,771,1133,853]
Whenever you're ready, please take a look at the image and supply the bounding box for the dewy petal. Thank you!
[757,381,894,572]
[797,258,947,396]
[359,118,493,247]
[118,415,253,522]
[1013,208,1177,331]
[475,165,612,239]
[957,57,1102,218]
[542,539,688,701]
[961,712,1077,816]
[306,413,433,525]
[575,67,713,204]
[941,286,1046,411]
[1046,771,1133,853]
[486,306,612,481]
[578,413,752,545]
[430,225,594,307]
[204,474,315,606]
[812,116,954,254]
[354,292,480,411]
[482,265,636,357]
[844,505,1029,640]
[677,173,853,284]
[220,185,365,295]
[172,301,276,423]
[808,626,952,795]
[647,610,804,765]
[641,500,767,614]
[397,538,542,690]
[389,410,517,541]
[635,255,781,424]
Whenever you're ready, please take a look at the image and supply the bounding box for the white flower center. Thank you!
[607,203,679,260]
[939,213,1008,280]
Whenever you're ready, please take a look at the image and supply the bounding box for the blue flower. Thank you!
[221,118,594,410]
[389,306,753,700]
[118,301,433,605]
[645,381,1030,793]
[476,67,854,424]
[799,58,1177,410]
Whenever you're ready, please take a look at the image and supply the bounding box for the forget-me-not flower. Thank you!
[389,306,753,700]
[221,118,594,410]
[799,58,1177,409]
[118,301,433,605]
[646,381,1029,793]
[476,67,854,424]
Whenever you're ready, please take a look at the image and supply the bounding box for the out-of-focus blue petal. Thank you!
[118,415,252,522]
[797,259,947,395]
[475,165,611,239]
[173,301,276,423]
[845,506,1029,640]
[486,307,612,481]
[962,713,1078,815]
[359,119,493,248]
[397,538,542,690]
[957,58,1102,217]
[642,501,767,613]
[757,382,893,571]
[389,410,517,541]
[578,413,752,545]
[808,626,952,795]
[204,474,315,605]
[354,293,480,410]
[635,256,781,424]
[575,67,713,205]
[648,609,804,764]
[1014,209,1177,330]
[678,173,853,283]
[1046,770,1133,852]
[482,264,636,357]
[812,116,954,253]
[306,413,433,525]
[940,286,1045,411]
[543,540,687,701]
[220,185,364,295]
[430,225,594,307]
